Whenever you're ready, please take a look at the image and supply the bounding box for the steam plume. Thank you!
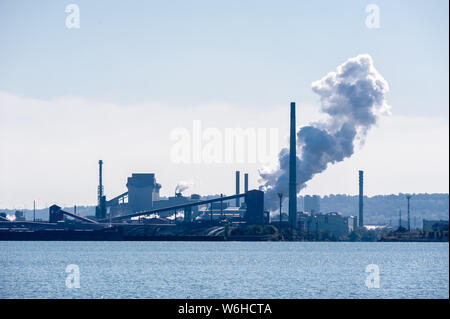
[260,54,390,210]
[175,181,194,194]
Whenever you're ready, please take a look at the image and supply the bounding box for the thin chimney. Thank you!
[235,171,240,207]
[359,170,364,227]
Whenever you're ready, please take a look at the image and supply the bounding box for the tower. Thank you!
[358,170,364,227]
[244,173,249,193]
[235,171,240,207]
[406,194,412,232]
[96,160,106,219]
[289,102,297,228]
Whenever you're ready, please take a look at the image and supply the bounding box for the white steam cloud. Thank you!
[175,180,194,194]
[260,54,390,210]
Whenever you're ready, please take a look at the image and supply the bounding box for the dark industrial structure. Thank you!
[98,189,265,225]
[244,190,265,225]
[50,204,98,224]
[235,171,240,207]
[359,170,364,227]
[406,194,412,231]
[1,166,267,240]
[127,173,161,212]
[289,102,297,228]
[244,173,249,193]
[3,101,398,241]
[0,158,269,240]
[95,160,106,219]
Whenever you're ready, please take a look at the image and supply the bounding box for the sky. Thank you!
[0,0,448,209]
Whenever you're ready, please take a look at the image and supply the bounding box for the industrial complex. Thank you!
[0,103,447,241]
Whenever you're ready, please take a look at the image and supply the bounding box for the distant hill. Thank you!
[298,193,449,226]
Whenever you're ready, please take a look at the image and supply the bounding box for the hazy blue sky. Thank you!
[0,0,448,209]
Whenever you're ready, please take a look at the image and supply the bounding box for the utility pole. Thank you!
[399,209,402,229]
[33,200,36,222]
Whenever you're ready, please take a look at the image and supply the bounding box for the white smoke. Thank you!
[175,180,194,194]
[260,54,390,210]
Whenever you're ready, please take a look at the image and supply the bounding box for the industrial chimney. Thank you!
[406,194,412,231]
[235,171,240,207]
[96,160,106,219]
[289,102,297,228]
[98,160,104,203]
[244,173,249,193]
[358,170,364,227]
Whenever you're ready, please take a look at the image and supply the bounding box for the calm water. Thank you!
[0,241,448,299]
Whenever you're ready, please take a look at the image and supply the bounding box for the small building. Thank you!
[423,220,449,231]
[303,212,354,237]
[14,211,25,221]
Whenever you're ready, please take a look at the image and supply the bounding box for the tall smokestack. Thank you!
[96,160,106,219]
[259,55,389,213]
[359,170,363,227]
[244,173,249,193]
[289,102,297,228]
[98,160,104,204]
[406,195,411,231]
[235,171,240,207]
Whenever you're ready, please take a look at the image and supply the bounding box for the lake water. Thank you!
[0,241,448,299]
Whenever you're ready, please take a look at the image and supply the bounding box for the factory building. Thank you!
[93,160,265,227]
[304,195,320,214]
[127,173,161,212]
[197,205,245,221]
[423,220,449,232]
[14,211,25,222]
[104,173,162,218]
[154,193,190,209]
[300,212,356,237]
[0,212,7,221]
[152,193,199,219]
[49,205,64,223]
[245,190,265,225]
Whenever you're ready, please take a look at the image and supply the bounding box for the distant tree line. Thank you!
[298,193,449,226]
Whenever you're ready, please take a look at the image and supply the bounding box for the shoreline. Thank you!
[0,231,447,242]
